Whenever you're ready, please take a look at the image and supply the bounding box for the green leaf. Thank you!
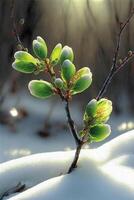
[71,67,92,94]
[60,46,74,64]
[12,61,36,73]
[50,43,62,65]
[71,67,92,95]
[33,38,47,59]
[54,78,63,89]
[61,59,76,82]
[89,124,111,142]
[71,75,92,94]
[95,98,112,123]
[28,80,55,99]
[72,67,91,81]
[14,51,37,64]
[85,99,97,118]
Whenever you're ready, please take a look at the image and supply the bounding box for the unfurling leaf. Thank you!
[60,46,74,64]
[14,51,37,64]
[95,98,112,123]
[72,67,91,81]
[33,36,47,59]
[54,78,64,89]
[71,75,92,94]
[12,61,36,73]
[50,43,62,65]
[61,59,76,82]
[28,80,54,99]
[89,124,111,142]
[71,67,92,94]
[84,98,112,125]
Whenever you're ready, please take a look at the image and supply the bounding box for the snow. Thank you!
[0,91,134,199]
[1,91,134,163]
[0,131,134,199]
[0,91,76,163]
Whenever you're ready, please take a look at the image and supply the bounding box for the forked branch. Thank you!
[96,9,134,100]
[68,9,134,174]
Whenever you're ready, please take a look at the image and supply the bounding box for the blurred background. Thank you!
[0,0,134,114]
[0,0,134,163]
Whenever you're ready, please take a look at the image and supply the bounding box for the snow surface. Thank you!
[0,131,134,199]
[0,92,134,199]
[1,91,134,163]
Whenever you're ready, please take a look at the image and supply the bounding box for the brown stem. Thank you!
[64,99,81,146]
[58,91,83,173]
[68,141,83,174]
[48,66,82,172]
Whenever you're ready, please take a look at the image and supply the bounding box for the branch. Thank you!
[115,51,134,73]
[10,0,26,50]
[64,99,81,146]
[68,141,83,173]
[96,9,134,100]
[46,66,81,147]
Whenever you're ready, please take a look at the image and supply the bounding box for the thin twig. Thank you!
[46,65,82,172]
[61,98,84,173]
[68,9,134,174]
[64,99,81,146]
[46,65,81,147]
[115,51,134,73]
[96,9,134,100]
[10,0,25,50]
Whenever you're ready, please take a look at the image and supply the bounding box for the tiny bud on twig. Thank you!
[17,44,23,51]
[128,50,133,57]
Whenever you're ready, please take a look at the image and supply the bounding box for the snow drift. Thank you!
[0,130,134,200]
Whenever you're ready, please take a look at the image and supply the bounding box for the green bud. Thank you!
[61,59,76,82]
[71,75,92,94]
[85,99,97,117]
[71,67,92,94]
[28,80,54,99]
[33,37,47,59]
[12,61,36,73]
[60,46,74,64]
[37,36,47,47]
[54,78,63,89]
[14,51,37,64]
[89,124,111,142]
[50,43,62,65]
[95,98,112,123]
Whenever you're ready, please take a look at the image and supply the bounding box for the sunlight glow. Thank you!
[100,156,134,190]
[9,107,19,117]
[92,0,104,2]
[118,121,134,131]
[6,149,31,157]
